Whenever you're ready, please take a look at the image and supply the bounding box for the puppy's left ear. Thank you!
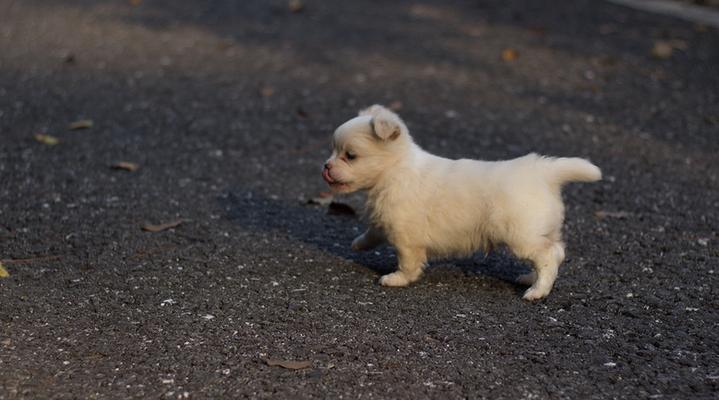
[362,105,408,141]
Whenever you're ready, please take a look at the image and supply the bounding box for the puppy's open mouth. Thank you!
[322,169,350,189]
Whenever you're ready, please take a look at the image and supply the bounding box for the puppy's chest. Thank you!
[366,198,419,238]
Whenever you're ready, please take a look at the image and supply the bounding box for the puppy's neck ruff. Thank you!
[365,144,429,229]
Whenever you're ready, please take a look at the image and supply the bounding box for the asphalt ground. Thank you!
[0,0,718,398]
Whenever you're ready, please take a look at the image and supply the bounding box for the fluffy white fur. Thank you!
[322,105,601,300]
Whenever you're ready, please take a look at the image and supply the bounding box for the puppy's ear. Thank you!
[360,104,407,141]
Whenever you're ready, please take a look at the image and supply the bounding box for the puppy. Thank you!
[322,105,601,300]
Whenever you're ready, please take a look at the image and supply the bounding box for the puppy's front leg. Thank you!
[351,227,385,251]
[379,247,426,287]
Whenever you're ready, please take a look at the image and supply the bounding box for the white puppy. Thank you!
[322,105,601,300]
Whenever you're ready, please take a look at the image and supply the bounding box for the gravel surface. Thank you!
[1,0,718,398]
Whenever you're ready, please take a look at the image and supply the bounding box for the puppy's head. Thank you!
[322,105,411,193]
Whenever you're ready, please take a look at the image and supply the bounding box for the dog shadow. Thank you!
[218,189,531,289]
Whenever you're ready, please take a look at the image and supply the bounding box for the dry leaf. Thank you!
[63,53,76,64]
[0,262,8,278]
[328,201,356,217]
[263,358,312,370]
[68,119,93,130]
[389,100,403,111]
[288,0,304,13]
[259,86,275,97]
[307,191,334,206]
[462,26,484,37]
[501,48,519,62]
[296,107,309,119]
[129,0,142,6]
[85,351,109,360]
[409,4,454,21]
[595,210,632,219]
[651,41,674,59]
[34,134,59,145]
[599,24,618,35]
[142,220,184,232]
[111,161,140,172]
[528,26,547,37]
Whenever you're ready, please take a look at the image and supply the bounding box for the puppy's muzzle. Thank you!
[322,164,336,184]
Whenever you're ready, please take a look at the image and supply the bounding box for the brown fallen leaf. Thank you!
[0,262,9,278]
[68,119,93,130]
[595,210,632,219]
[575,81,601,94]
[129,0,142,6]
[306,191,334,206]
[704,115,718,126]
[599,24,618,35]
[288,0,304,13]
[651,39,688,59]
[388,100,403,111]
[34,133,59,145]
[263,358,312,370]
[85,351,109,360]
[259,86,275,97]
[296,106,309,119]
[409,4,454,21]
[462,26,484,38]
[142,220,184,232]
[111,161,140,172]
[63,53,76,64]
[670,39,688,51]
[328,201,356,217]
[528,26,547,37]
[651,41,674,59]
[501,48,519,62]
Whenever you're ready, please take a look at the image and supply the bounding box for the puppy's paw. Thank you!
[379,271,410,287]
[516,271,537,286]
[522,286,550,301]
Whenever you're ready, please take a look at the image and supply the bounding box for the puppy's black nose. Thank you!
[323,163,331,170]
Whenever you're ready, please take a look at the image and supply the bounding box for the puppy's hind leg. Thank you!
[379,247,426,287]
[522,241,565,301]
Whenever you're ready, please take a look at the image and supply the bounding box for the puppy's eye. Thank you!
[345,151,357,161]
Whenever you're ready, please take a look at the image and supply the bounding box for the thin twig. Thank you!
[1,255,62,265]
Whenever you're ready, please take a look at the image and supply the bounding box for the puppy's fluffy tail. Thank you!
[548,157,602,185]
